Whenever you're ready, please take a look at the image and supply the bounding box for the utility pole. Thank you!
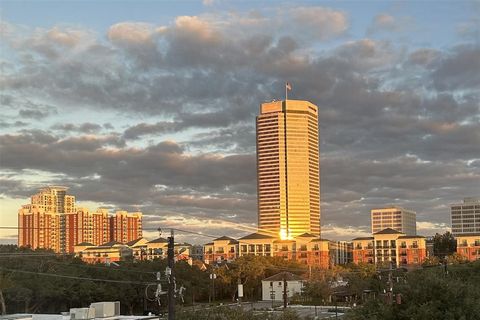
[167,229,175,320]
[283,274,288,309]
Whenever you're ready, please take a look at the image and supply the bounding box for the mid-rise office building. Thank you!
[371,206,416,235]
[256,100,320,239]
[451,197,480,236]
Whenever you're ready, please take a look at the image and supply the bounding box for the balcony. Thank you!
[409,245,419,249]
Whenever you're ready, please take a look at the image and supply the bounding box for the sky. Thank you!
[0,0,479,244]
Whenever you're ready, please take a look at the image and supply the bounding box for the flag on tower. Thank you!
[286,82,292,91]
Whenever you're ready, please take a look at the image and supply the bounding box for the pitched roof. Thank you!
[75,242,94,246]
[214,236,236,241]
[147,237,168,244]
[99,240,122,247]
[126,237,145,246]
[296,233,318,238]
[239,232,275,240]
[373,228,404,235]
[273,239,295,243]
[352,237,374,241]
[204,242,214,246]
[263,272,303,282]
[397,235,425,239]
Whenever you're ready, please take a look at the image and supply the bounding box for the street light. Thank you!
[209,273,217,304]
[270,283,275,309]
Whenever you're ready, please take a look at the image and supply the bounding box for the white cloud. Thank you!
[417,221,450,234]
[289,6,349,40]
[108,22,156,44]
[202,0,215,6]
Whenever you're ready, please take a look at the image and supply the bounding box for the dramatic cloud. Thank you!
[1,5,478,241]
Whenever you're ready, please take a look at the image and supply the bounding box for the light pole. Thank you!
[270,283,275,309]
[209,272,217,304]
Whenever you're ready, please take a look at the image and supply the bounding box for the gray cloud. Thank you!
[1,10,479,239]
[51,122,103,134]
[431,44,480,91]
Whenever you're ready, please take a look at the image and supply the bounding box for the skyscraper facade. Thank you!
[256,100,320,239]
[451,197,480,236]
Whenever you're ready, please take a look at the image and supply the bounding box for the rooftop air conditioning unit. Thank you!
[90,301,120,318]
[69,307,95,319]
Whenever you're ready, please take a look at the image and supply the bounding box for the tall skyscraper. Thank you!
[371,206,417,235]
[451,197,480,236]
[256,100,320,239]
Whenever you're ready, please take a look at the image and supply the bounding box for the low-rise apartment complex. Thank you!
[353,228,427,267]
[74,237,192,264]
[204,232,340,269]
[456,234,480,261]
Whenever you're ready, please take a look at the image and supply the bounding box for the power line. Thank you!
[0,267,155,285]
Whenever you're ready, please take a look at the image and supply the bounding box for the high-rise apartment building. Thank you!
[30,186,76,214]
[76,208,111,246]
[451,197,480,236]
[256,100,320,239]
[18,186,76,252]
[18,205,60,252]
[110,211,143,244]
[18,186,142,253]
[371,206,416,235]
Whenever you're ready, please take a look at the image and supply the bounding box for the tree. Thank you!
[0,272,13,315]
[303,280,331,305]
[432,231,456,259]
[421,256,440,267]
[345,261,480,320]
[445,252,468,264]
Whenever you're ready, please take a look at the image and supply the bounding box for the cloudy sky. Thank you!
[1,1,479,244]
